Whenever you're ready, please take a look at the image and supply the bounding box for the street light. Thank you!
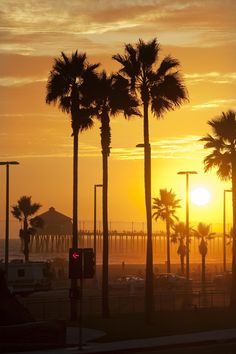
[0,161,19,280]
[223,189,232,272]
[94,184,103,276]
[177,170,197,280]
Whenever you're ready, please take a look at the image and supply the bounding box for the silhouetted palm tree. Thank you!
[171,222,187,275]
[201,110,236,308]
[153,189,181,273]
[227,228,233,246]
[11,196,43,262]
[194,223,215,283]
[113,38,188,322]
[46,51,99,320]
[92,71,139,317]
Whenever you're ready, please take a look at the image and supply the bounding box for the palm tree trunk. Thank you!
[101,112,110,318]
[143,98,154,323]
[23,219,29,262]
[202,255,206,283]
[166,213,171,273]
[72,131,78,249]
[102,151,109,317]
[180,254,185,275]
[230,156,236,309]
[70,130,79,321]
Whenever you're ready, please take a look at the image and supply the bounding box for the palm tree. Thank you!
[152,189,181,273]
[11,196,43,262]
[194,223,215,283]
[201,110,236,308]
[92,71,139,317]
[46,51,99,320]
[113,38,188,322]
[171,222,187,275]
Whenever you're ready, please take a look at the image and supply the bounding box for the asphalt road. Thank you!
[121,341,236,354]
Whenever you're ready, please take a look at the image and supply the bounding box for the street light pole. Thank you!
[178,170,197,280]
[0,161,19,280]
[93,184,103,276]
[223,189,232,272]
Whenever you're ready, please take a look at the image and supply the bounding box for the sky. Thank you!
[0,0,235,237]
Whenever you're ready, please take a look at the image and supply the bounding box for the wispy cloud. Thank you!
[191,99,236,111]
[185,72,236,85]
[0,0,235,56]
[112,135,204,160]
[0,135,205,161]
[0,77,46,86]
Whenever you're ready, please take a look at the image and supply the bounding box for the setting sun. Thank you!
[190,187,211,206]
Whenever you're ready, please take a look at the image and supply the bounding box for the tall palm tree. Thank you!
[46,51,99,320]
[92,71,139,317]
[171,222,187,275]
[113,38,188,322]
[201,110,236,308]
[194,223,215,283]
[152,189,181,273]
[11,196,43,262]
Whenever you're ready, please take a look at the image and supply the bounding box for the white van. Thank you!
[0,259,51,294]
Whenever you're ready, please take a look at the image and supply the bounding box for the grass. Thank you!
[79,309,236,342]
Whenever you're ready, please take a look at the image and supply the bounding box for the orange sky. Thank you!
[0,0,235,237]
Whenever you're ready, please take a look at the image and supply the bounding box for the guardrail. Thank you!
[18,290,230,321]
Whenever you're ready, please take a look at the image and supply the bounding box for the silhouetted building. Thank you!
[30,207,72,253]
[37,207,72,235]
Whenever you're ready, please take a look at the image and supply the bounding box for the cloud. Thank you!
[185,72,236,85]
[0,132,204,161]
[191,99,236,111]
[111,135,204,160]
[0,0,235,56]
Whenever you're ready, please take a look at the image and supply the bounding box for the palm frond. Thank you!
[208,110,236,144]
[151,72,188,117]
[156,56,180,78]
[137,38,160,69]
[11,206,22,221]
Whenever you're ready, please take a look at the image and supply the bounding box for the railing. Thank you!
[19,291,230,321]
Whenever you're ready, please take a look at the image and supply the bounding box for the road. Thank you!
[123,341,236,354]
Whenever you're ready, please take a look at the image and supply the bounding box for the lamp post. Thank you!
[94,184,103,276]
[177,170,197,280]
[223,189,232,272]
[0,161,19,280]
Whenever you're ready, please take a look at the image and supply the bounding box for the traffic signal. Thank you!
[83,248,95,279]
[69,248,83,279]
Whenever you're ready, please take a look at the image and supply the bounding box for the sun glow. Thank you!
[190,187,211,206]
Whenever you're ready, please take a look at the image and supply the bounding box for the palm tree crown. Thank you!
[153,189,181,273]
[113,38,188,117]
[11,196,41,220]
[46,51,99,133]
[93,71,139,155]
[152,189,181,223]
[194,223,215,257]
[200,110,236,180]
[11,196,43,262]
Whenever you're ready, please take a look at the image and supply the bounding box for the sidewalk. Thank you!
[6,327,236,354]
